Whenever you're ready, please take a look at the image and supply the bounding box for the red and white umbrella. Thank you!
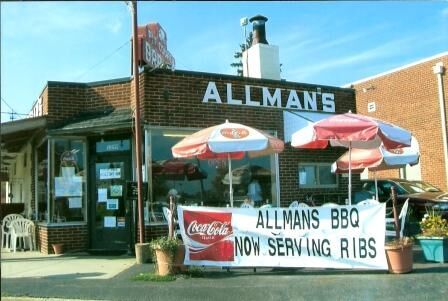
[331,143,420,201]
[291,112,412,204]
[172,120,284,207]
[331,145,419,174]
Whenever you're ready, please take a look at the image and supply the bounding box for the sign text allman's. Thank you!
[202,81,336,112]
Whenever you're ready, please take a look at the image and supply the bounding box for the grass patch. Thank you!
[132,272,176,282]
[132,267,205,282]
[183,266,205,278]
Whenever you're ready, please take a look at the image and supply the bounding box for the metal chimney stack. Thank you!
[250,15,269,45]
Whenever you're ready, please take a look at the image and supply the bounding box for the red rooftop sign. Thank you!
[137,23,175,68]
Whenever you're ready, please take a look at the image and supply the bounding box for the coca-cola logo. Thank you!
[183,210,234,262]
[183,211,233,244]
[187,221,231,237]
[220,128,249,139]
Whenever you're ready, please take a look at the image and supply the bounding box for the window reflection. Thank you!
[51,139,86,222]
[146,128,278,222]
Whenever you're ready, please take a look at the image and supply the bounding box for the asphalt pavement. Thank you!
[1,245,447,301]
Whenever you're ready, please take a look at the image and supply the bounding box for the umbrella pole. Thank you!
[228,153,234,207]
[348,142,352,205]
[374,171,379,201]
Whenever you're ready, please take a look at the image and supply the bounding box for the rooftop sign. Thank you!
[137,23,175,69]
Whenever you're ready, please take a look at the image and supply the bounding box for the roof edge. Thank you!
[342,51,448,87]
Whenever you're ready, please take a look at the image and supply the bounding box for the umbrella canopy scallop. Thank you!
[331,145,420,174]
[172,120,284,159]
[291,112,412,150]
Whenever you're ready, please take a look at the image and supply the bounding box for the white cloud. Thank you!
[284,36,418,82]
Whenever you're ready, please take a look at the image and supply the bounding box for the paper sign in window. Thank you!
[110,185,122,197]
[61,167,75,177]
[55,176,83,197]
[104,216,116,228]
[117,217,126,227]
[100,168,121,179]
[107,199,119,210]
[98,188,108,202]
[68,197,82,208]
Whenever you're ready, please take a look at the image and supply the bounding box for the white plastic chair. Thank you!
[321,202,338,207]
[10,218,35,252]
[162,207,181,237]
[289,201,299,208]
[385,199,409,238]
[290,201,309,208]
[1,214,24,250]
[260,204,272,209]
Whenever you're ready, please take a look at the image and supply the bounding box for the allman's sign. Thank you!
[202,81,336,112]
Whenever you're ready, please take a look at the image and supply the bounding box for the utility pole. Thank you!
[130,0,145,244]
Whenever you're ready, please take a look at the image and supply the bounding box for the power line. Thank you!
[0,111,27,116]
[1,97,16,113]
[74,40,130,81]
[1,97,28,121]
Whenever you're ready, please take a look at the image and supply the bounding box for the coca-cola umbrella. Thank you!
[291,112,412,205]
[331,144,420,201]
[172,120,284,207]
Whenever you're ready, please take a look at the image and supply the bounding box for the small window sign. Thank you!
[367,102,376,112]
[96,140,130,153]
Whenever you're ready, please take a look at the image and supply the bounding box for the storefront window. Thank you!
[298,163,337,188]
[50,138,86,223]
[145,128,279,223]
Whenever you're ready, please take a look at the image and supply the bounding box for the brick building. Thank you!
[1,68,357,254]
[346,52,448,191]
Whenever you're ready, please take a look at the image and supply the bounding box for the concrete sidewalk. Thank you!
[1,246,448,301]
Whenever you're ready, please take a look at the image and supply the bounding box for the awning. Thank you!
[1,116,48,178]
[49,107,133,134]
[283,111,334,143]
[1,116,47,153]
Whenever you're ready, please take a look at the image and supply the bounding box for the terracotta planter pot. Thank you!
[173,243,187,273]
[385,243,413,274]
[52,243,64,255]
[154,248,174,276]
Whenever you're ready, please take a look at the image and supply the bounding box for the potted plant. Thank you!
[416,209,448,263]
[150,235,180,276]
[149,195,185,276]
[384,187,414,273]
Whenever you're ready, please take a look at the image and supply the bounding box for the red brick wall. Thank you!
[36,69,356,249]
[352,54,448,190]
[141,69,356,205]
[37,224,88,254]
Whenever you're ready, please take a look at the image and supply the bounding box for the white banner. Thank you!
[177,204,387,270]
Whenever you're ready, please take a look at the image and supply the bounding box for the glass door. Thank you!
[90,140,132,251]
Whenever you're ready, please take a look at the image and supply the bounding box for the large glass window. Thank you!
[298,163,337,188]
[145,128,279,223]
[50,138,87,222]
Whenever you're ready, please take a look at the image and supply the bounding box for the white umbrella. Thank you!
[332,143,420,201]
[291,112,412,204]
[172,120,284,207]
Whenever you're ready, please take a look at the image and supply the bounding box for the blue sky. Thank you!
[1,1,448,122]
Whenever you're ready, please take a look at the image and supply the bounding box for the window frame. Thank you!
[298,162,338,189]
